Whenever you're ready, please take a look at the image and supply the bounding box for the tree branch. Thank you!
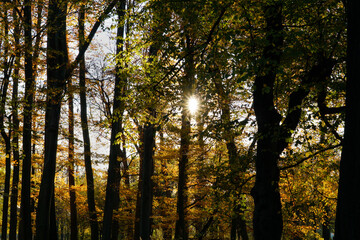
[279,143,341,171]
[66,0,119,80]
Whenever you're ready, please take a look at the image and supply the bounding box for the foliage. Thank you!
[0,0,347,239]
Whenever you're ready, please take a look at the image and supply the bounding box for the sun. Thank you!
[187,96,199,115]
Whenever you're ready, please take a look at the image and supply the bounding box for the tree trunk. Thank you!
[139,110,156,240]
[193,115,205,236]
[157,131,173,239]
[9,8,21,240]
[251,3,284,240]
[68,79,78,240]
[175,35,194,240]
[335,0,360,239]
[102,2,126,239]
[35,0,68,238]
[175,110,190,240]
[251,3,335,239]
[213,68,249,240]
[1,130,11,240]
[0,8,12,239]
[322,224,331,240]
[134,136,143,240]
[79,4,99,240]
[138,26,161,240]
[19,0,35,238]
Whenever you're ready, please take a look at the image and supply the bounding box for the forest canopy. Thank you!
[0,0,354,239]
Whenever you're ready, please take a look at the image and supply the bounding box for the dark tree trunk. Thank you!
[322,224,331,240]
[19,0,35,238]
[1,129,11,240]
[157,131,173,239]
[139,110,156,240]
[193,115,205,236]
[9,8,21,240]
[138,25,161,240]
[175,110,190,240]
[134,138,143,240]
[175,35,194,240]
[0,8,12,240]
[251,4,285,240]
[68,79,78,240]
[35,0,68,239]
[251,3,336,240]
[335,0,360,239]
[102,2,126,239]
[79,4,99,240]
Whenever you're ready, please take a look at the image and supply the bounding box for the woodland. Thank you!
[0,0,358,239]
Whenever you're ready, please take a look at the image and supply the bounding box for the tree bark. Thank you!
[19,0,35,238]
[1,116,11,240]
[138,27,161,240]
[139,110,156,240]
[79,4,99,240]
[157,131,173,239]
[175,35,194,240]
[251,3,285,240]
[68,78,78,240]
[134,133,143,240]
[251,3,336,239]
[175,109,190,240]
[0,8,12,240]
[9,8,21,240]
[335,0,360,239]
[102,2,126,239]
[35,0,68,238]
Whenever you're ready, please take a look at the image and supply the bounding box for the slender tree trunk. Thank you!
[1,127,11,240]
[175,109,190,240]
[78,4,99,240]
[136,3,168,237]
[68,79,78,240]
[213,68,249,240]
[134,135,143,240]
[322,224,330,240]
[335,0,360,239]
[175,35,194,240]
[157,131,173,239]
[0,8,12,239]
[9,8,21,240]
[134,125,147,240]
[139,109,156,240]
[19,0,35,238]
[35,0,68,239]
[138,27,161,239]
[102,2,126,239]
[193,115,205,236]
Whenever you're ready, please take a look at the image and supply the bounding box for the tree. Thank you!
[79,2,99,240]
[174,32,194,240]
[102,1,127,239]
[35,0,68,238]
[251,1,339,239]
[34,0,118,238]
[0,5,13,240]
[335,0,360,238]
[68,56,78,240]
[19,0,35,238]
[9,6,21,240]
[137,2,167,238]
[0,0,350,239]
